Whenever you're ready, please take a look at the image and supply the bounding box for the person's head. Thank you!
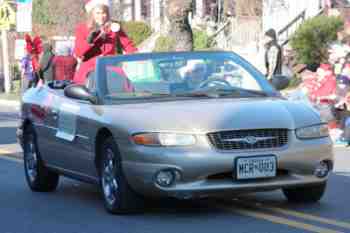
[264,28,277,45]
[182,60,207,88]
[85,0,111,27]
[57,44,71,56]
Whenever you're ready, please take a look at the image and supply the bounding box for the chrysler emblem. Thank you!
[221,136,277,144]
[244,136,258,145]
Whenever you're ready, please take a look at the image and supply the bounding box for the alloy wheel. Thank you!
[25,135,38,183]
[101,148,119,206]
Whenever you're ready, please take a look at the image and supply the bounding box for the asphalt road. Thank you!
[0,105,350,233]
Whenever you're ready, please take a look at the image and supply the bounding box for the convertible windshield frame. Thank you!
[95,51,279,104]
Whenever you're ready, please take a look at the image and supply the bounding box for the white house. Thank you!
[114,0,219,32]
[112,0,326,71]
[117,0,324,34]
[263,0,323,34]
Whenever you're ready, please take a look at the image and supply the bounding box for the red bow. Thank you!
[24,34,43,55]
[24,34,43,72]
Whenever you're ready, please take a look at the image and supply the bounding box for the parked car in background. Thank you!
[17,51,333,214]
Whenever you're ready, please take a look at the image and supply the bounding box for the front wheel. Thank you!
[283,182,327,203]
[99,137,144,214]
[23,125,59,192]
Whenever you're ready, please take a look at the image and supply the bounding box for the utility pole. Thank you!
[0,0,16,93]
[1,29,10,93]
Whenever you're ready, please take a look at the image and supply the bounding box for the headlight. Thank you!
[132,133,196,146]
[296,124,329,139]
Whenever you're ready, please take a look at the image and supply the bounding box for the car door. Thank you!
[51,98,82,171]
[30,87,63,166]
[48,75,97,177]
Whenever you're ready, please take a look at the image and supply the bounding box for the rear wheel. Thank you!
[23,125,59,192]
[99,137,144,214]
[283,182,327,203]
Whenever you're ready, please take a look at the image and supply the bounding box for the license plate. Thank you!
[235,156,277,180]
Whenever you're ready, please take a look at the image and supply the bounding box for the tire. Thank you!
[283,182,327,203]
[23,125,59,192]
[99,137,144,214]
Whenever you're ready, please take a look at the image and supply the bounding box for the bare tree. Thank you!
[33,0,85,37]
[51,0,85,36]
[165,0,193,51]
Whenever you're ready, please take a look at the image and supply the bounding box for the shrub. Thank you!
[11,64,21,81]
[153,30,212,52]
[193,29,213,50]
[153,36,175,52]
[121,21,152,46]
[290,16,343,66]
[11,80,21,94]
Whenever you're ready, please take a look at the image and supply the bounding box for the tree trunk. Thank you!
[166,0,193,51]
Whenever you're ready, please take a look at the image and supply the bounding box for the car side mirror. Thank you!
[64,84,97,104]
[270,75,290,91]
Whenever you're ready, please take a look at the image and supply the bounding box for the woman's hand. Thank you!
[103,21,120,33]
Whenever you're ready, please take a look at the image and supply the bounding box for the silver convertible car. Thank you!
[18,51,333,214]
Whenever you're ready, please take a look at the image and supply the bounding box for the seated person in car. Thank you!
[180,60,208,90]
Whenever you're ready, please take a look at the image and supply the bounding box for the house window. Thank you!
[204,0,219,21]
[141,0,151,21]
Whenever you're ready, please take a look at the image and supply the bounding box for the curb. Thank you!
[0,99,20,108]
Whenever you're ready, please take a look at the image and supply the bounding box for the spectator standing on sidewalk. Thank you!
[20,51,35,93]
[22,34,43,89]
[53,45,77,81]
[73,0,138,85]
[264,29,283,80]
[39,42,55,83]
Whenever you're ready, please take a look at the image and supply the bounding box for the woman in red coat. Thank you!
[73,0,137,85]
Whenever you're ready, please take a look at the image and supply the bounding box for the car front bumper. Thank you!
[119,134,334,199]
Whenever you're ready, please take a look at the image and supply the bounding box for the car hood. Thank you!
[103,98,321,134]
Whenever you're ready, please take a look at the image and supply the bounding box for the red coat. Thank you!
[73,23,137,84]
[53,56,78,81]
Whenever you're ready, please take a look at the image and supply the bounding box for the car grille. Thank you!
[207,129,288,151]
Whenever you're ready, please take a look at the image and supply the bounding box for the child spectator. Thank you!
[20,51,35,92]
[53,45,77,81]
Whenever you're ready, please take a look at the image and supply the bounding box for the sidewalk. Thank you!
[0,93,20,108]
[0,99,20,108]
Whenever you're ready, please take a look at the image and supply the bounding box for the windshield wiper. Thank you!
[234,88,269,97]
[174,91,219,98]
[105,92,172,99]
[175,87,268,98]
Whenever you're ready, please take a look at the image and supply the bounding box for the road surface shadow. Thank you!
[0,126,17,144]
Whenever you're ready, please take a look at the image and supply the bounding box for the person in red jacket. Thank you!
[73,0,137,85]
[53,45,77,81]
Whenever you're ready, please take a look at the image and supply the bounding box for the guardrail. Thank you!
[209,17,261,50]
[278,10,306,46]
[277,7,325,47]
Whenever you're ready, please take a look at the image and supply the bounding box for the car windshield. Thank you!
[96,52,277,102]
